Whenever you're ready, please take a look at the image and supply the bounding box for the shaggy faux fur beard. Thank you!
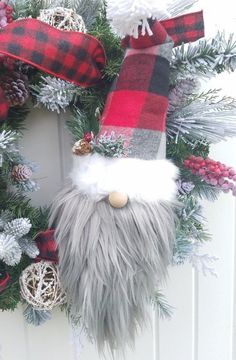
[50,184,176,352]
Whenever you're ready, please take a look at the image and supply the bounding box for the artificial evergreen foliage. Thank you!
[4,218,31,239]
[31,76,79,113]
[0,233,22,266]
[23,304,52,326]
[0,0,235,320]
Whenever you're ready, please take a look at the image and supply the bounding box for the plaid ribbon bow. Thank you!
[34,229,58,263]
[0,272,10,293]
[0,18,106,120]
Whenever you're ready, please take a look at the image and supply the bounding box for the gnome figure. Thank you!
[0,0,204,352]
[50,1,204,352]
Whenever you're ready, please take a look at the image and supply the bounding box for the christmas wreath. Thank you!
[1,0,236,353]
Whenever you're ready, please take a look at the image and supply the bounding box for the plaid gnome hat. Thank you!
[0,18,106,120]
[50,1,205,352]
[70,9,204,203]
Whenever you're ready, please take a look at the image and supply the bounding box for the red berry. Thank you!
[199,169,206,176]
[209,165,216,172]
[196,156,203,163]
[222,188,230,193]
[229,169,236,176]
[184,159,190,167]
[83,132,93,143]
[210,179,218,186]
[214,168,221,175]
[218,178,225,185]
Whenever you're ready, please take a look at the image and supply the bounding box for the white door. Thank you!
[1,1,236,359]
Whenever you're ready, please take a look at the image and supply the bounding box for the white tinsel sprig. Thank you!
[0,130,17,150]
[0,233,22,266]
[19,238,39,259]
[30,76,79,113]
[4,218,32,240]
[91,132,128,158]
[107,0,169,38]
[190,252,219,277]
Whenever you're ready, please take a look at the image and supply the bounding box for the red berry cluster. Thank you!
[184,155,236,196]
[0,1,14,28]
[83,132,94,143]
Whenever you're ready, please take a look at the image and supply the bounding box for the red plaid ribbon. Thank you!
[0,88,9,121]
[0,272,10,293]
[0,18,106,120]
[34,229,58,263]
[122,11,204,49]
[161,10,204,47]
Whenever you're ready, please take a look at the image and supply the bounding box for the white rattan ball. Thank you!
[38,7,87,32]
[20,261,66,310]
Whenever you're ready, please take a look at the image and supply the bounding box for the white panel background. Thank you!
[0,1,236,359]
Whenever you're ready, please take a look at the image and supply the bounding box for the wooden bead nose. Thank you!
[108,191,128,208]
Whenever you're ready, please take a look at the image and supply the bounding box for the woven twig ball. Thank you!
[38,7,86,32]
[20,261,66,310]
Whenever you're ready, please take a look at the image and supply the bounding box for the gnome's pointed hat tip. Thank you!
[107,0,170,38]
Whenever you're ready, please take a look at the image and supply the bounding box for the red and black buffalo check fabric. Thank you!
[161,10,204,47]
[100,11,204,159]
[0,18,106,120]
[0,88,9,121]
[34,229,58,263]
[122,11,204,49]
[0,18,106,87]
[0,272,10,293]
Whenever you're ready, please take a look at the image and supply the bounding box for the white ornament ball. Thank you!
[20,261,66,311]
[108,191,129,208]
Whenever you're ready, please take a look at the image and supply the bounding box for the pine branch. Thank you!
[166,0,198,19]
[167,138,209,164]
[68,0,102,29]
[30,76,79,113]
[176,194,210,243]
[173,235,195,265]
[190,252,218,277]
[10,0,49,18]
[151,291,174,319]
[167,91,236,145]
[67,108,91,141]
[171,32,236,78]
[23,304,52,325]
[180,169,221,201]
[1,105,30,133]
[0,192,49,237]
[92,132,128,158]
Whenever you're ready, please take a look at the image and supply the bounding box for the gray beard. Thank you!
[50,185,177,353]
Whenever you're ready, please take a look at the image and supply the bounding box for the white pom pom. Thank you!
[107,0,170,38]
